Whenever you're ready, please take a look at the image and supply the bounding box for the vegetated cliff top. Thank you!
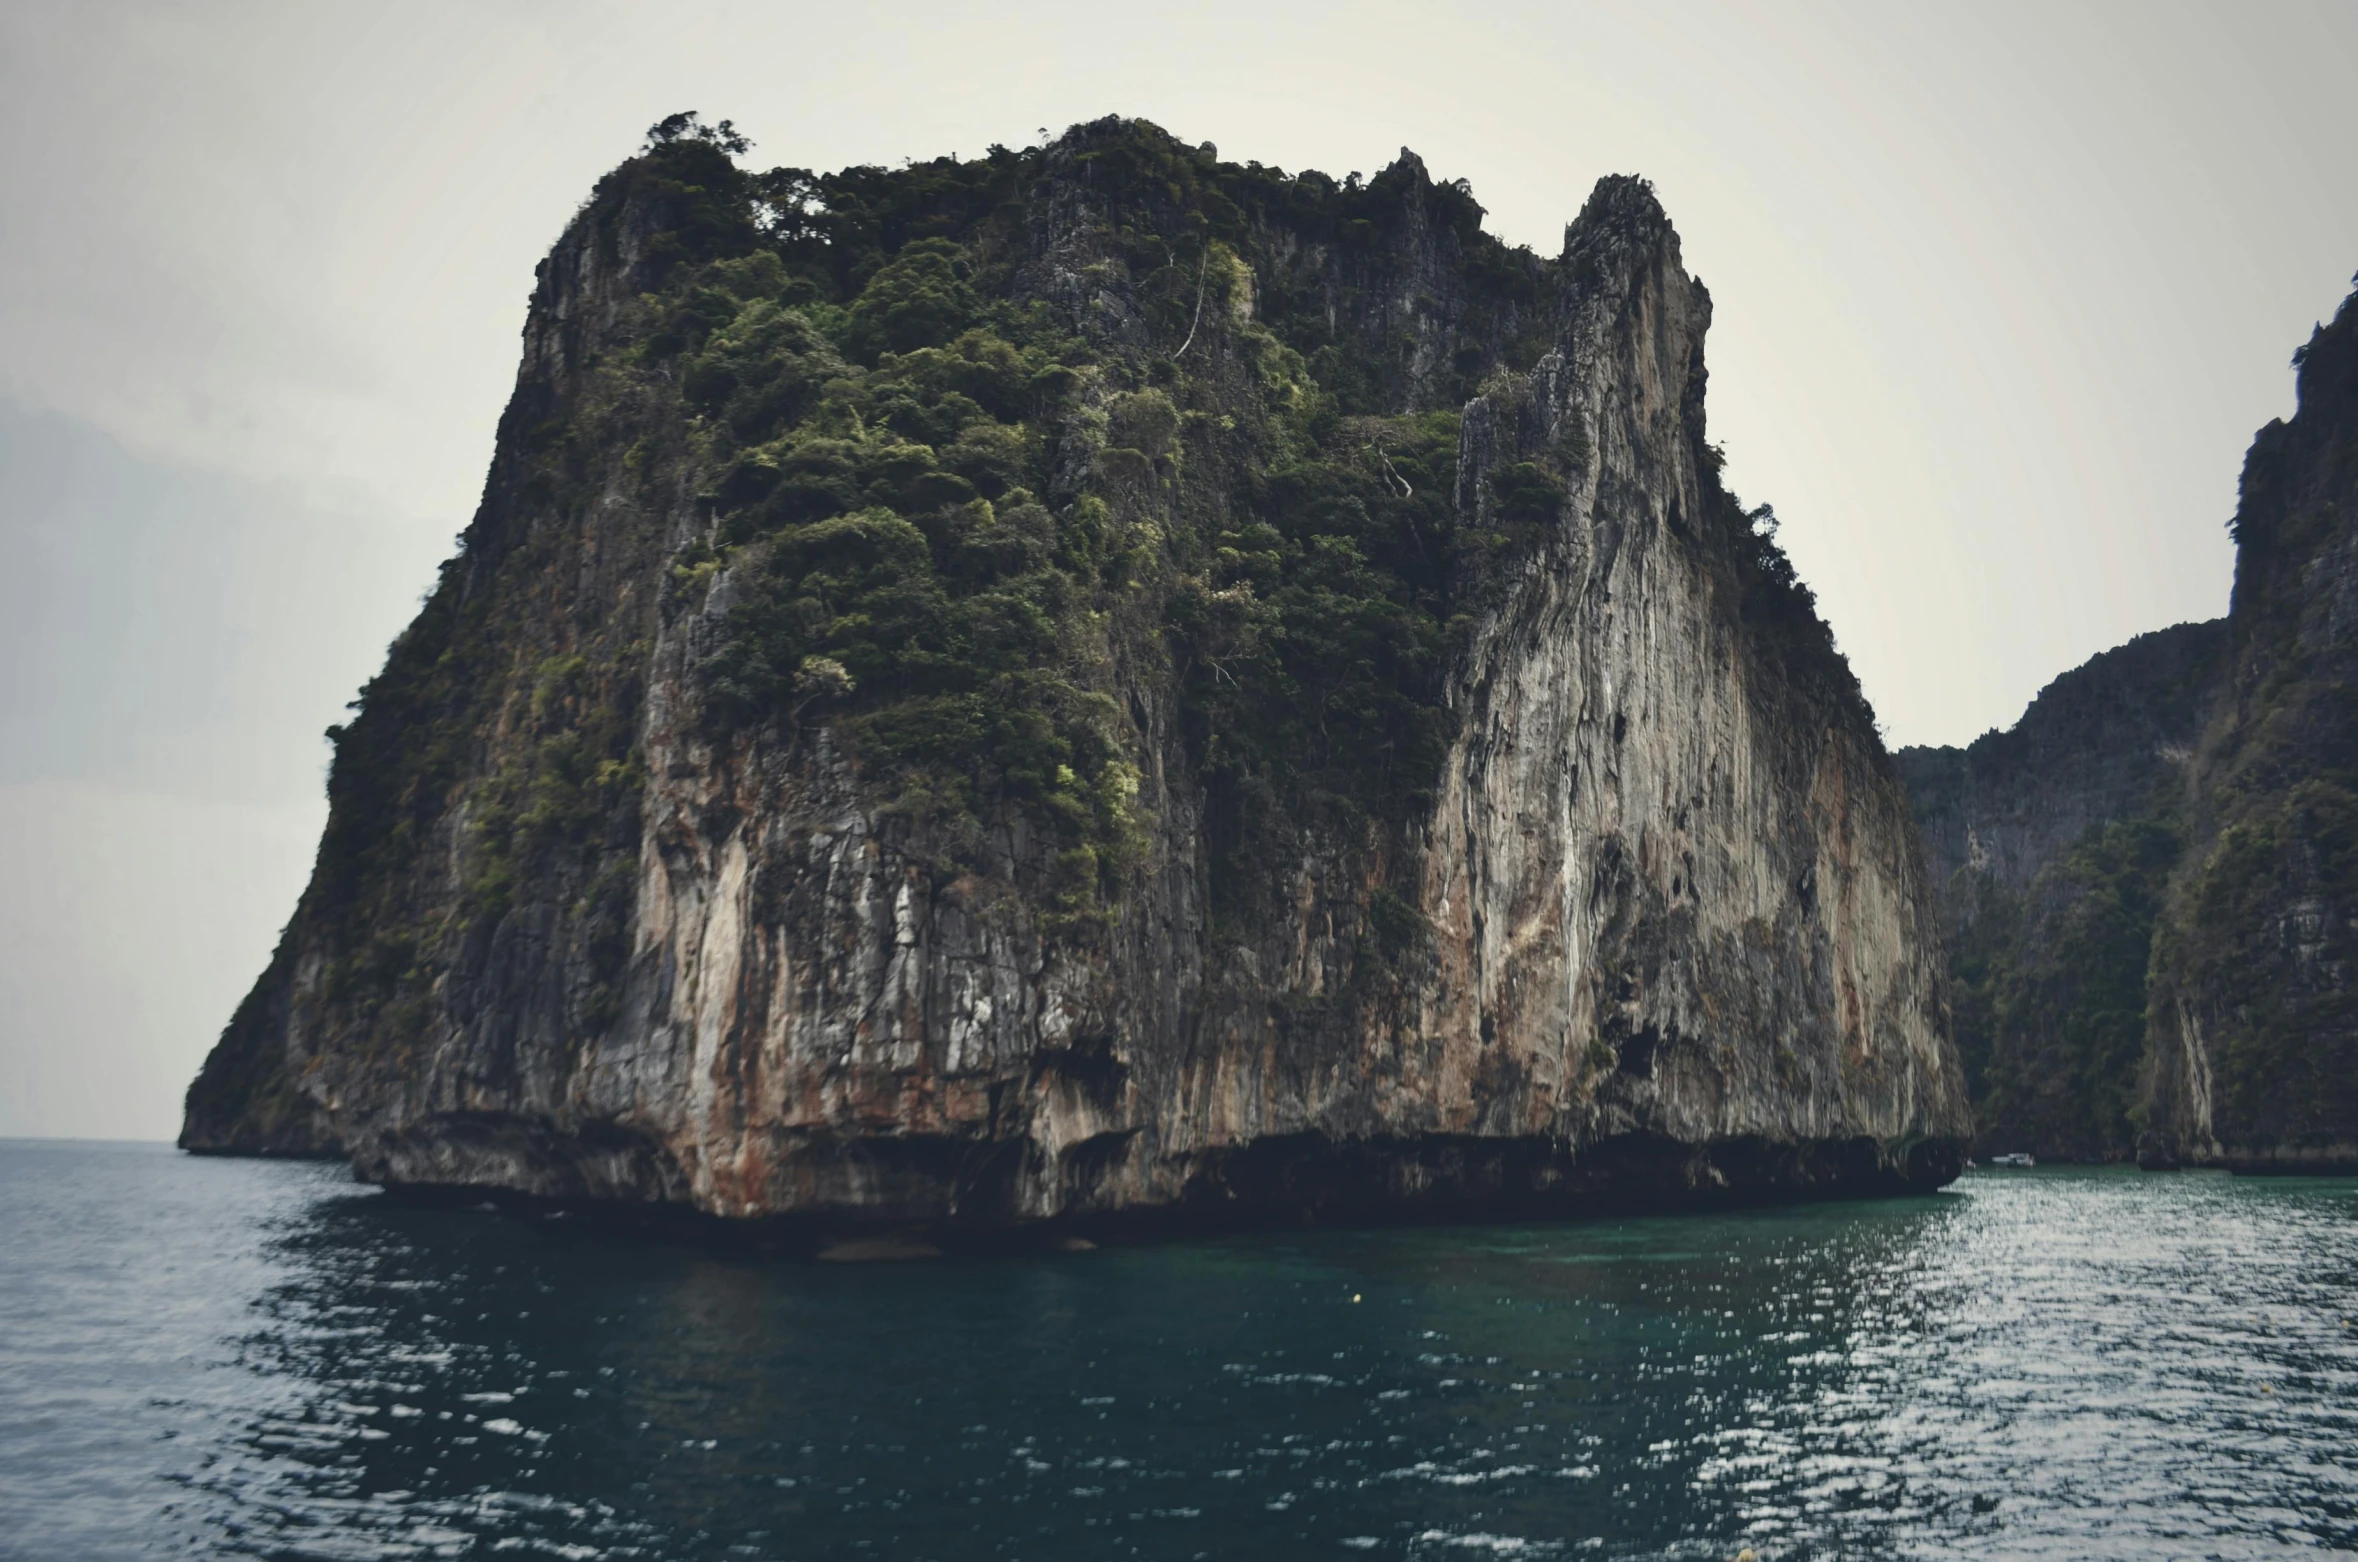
[310,112,1873,928]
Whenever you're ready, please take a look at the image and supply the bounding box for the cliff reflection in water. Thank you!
[2,1144,2354,1558]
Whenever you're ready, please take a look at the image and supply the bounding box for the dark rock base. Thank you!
[354,1128,1968,1257]
[2217,1144,2358,1176]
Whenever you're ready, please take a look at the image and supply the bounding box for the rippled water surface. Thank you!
[4,1144,2355,1559]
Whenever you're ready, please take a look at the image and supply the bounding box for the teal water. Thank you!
[1,1143,2353,1559]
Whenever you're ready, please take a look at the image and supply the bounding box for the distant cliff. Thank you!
[182,116,1967,1227]
[1896,623,2226,1159]
[1899,280,2358,1173]
[2143,284,2358,1173]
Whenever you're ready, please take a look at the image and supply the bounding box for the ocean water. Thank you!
[1,1143,2353,1560]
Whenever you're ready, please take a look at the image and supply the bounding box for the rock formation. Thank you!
[1896,280,2358,1173]
[2142,284,2358,1173]
[1896,623,2225,1159]
[182,117,1969,1227]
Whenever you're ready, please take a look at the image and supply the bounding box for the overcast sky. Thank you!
[5,0,2355,1140]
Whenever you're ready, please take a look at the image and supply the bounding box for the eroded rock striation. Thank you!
[182,117,1968,1226]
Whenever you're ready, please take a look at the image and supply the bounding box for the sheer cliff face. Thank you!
[2144,286,2358,1172]
[1413,200,1958,1173]
[183,121,1967,1222]
[1894,623,2225,1160]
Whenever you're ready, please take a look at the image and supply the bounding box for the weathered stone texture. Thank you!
[185,125,1968,1224]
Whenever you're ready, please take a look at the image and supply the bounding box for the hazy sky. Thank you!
[5,0,2355,1140]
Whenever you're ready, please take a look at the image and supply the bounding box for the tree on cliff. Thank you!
[643,111,750,157]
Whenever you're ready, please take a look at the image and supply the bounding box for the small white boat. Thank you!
[1989,1152,2036,1168]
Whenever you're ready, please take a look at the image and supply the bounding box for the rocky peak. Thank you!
[1563,174,1675,259]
